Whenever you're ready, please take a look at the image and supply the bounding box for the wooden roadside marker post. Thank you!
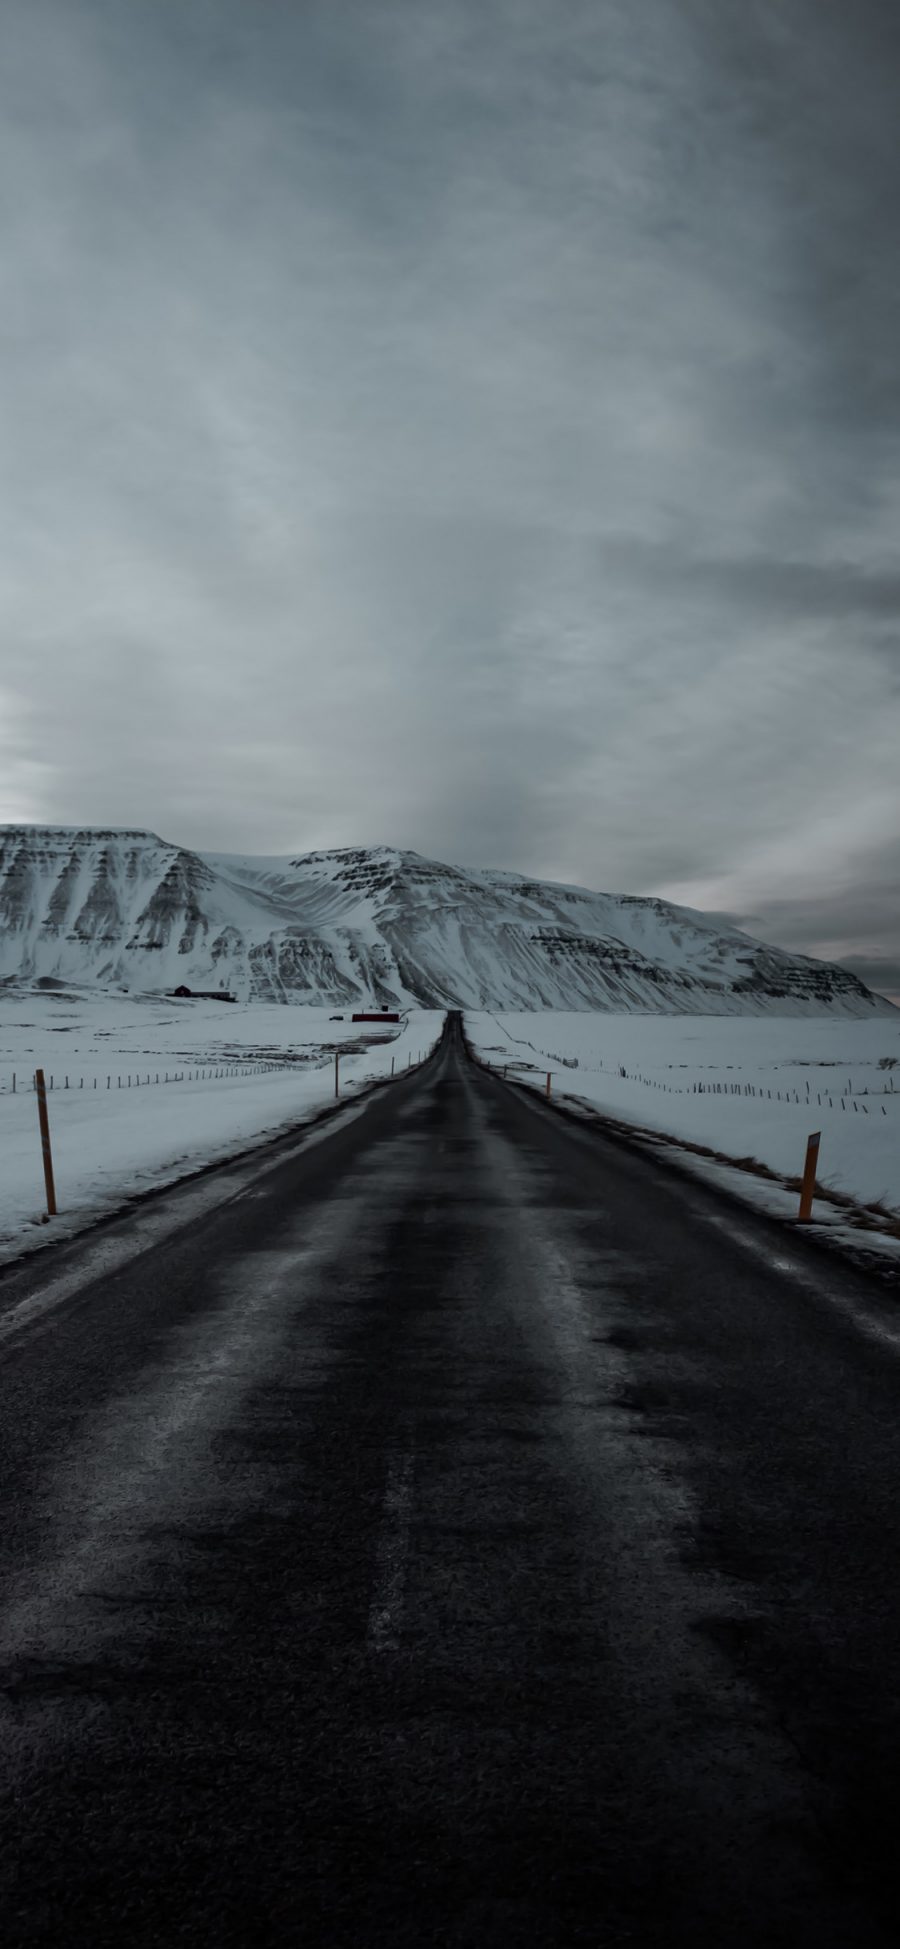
[34,1068,58,1218]
[546,1071,552,1099]
[797,1131,821,1223]
[334,1052,340,1099]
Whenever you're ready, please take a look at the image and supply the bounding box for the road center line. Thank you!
[367,1444,415,1653]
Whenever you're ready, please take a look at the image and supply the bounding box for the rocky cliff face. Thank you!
[0,825,891,1016]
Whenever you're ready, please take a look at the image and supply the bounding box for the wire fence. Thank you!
[0,1061,297,1095]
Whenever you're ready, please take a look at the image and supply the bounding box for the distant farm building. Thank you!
[170,985,237,1003]
[352,1010,400,1023]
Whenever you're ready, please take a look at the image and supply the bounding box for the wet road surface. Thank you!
[3,1013,900,1945]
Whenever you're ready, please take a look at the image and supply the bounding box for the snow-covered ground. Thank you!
[6,992,898,1273]
[468,1011,900,1230]
[0,991,442,1261]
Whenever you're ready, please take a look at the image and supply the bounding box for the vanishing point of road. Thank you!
[2,1013,900,1946]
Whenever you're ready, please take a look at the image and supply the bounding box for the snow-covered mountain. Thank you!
[0,825,892,1016]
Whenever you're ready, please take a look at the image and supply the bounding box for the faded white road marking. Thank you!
[699,1208,900,1352]
[0,1216,351,1670]
[367,1445,415,1653]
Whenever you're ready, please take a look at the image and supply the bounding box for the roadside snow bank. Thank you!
[0,993,442,1261]
[467,1011,900,1235]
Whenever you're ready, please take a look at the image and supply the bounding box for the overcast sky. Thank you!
[1,0,898,994]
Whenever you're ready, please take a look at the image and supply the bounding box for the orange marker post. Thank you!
[34,1068,58,1217]
[797,1131,821,1223]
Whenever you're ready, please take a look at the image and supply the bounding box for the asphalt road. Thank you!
[3,1012,900,1946]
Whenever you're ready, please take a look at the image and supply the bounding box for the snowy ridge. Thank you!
[0,826,892,1016]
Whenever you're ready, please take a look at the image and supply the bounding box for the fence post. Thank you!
[34,1068,58,1217]
[797,1131,821,1223]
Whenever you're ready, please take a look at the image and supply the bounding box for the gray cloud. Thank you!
[836,961,900,1007]
[0,0,897,981]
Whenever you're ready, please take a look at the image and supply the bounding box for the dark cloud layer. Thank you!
[0,0,897,990]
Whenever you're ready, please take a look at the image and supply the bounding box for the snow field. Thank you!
[0,994,443,1259]
[468,1012,900,1222]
